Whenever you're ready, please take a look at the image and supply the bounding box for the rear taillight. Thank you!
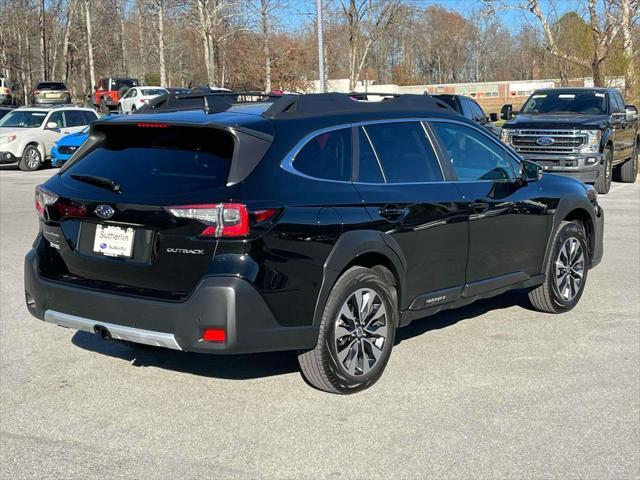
[139,98,148,104]
[32,90,41,95]
[167,203,250,238]
[35,185,58,220]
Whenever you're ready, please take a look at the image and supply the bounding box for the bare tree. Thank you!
[156,0,167,85]
[340,0,401,90]
[618,0,639,98]
[261,0,272,92]
[83,0,95,90]
[527,0,619,86]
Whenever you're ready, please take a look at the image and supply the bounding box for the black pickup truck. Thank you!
[500,88,639,193]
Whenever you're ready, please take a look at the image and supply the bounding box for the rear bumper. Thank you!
[520,152,603,184]
[24,249,318,354]
[33,96,72,104]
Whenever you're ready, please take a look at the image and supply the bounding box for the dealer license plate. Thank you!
[93,225,135,258]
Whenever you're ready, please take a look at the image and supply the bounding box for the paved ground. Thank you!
[1,165,639,479]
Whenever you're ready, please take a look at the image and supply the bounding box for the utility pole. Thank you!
[316,0,325,92]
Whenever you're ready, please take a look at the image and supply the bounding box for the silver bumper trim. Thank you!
[43,310,182,350]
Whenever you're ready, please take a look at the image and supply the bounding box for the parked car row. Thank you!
[0,105,98,170]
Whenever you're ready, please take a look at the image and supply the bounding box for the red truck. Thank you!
[88,77,138,112]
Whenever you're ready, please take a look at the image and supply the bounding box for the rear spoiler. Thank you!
[60,120,274,187]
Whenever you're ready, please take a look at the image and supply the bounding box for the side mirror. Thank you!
[625,105,638,122]
[521,159,543,182]
[500,104,513,121]
[46,121,58,129]
[489,112,499,122]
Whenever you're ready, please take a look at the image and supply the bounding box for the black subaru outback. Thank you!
[24,93,604,393]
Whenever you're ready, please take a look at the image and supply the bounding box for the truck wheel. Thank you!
[528,220,589,314]
[19,145,42,171]
[595,147,613,194]
[298,266,397,394]
[615,140,638,183]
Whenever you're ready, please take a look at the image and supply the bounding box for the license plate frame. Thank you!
[92,224,135,258]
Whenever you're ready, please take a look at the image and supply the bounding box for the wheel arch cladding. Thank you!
[563,207,595,263]
[312,230,407,326]
[545,195,596,270]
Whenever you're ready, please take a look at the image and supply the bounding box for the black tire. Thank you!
[528,221,589,314]
[595,147,613,194]
[130,105,136,114]
[117,103,123,114]
[19,144,42,171]
[614,139,638,183]
[298,266,397,394]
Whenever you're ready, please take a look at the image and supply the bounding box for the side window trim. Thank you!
[360,126,388,183]
[281,117,519,184]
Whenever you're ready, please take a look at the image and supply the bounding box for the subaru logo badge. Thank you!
[94,204,115,219]
[536,136,555,146]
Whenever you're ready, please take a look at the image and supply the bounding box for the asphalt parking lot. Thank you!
[0,166,638,479]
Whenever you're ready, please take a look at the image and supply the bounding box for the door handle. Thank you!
[379,205,406,220]
[470,201,489,213]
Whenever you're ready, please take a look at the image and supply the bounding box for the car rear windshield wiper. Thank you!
[70,174,122,193]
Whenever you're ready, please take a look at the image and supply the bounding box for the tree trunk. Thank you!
[61,0,76,82]
[117,0,128,75]
[137,0,147,82]
[157,0,167,86]
[620,0,636,98]
[261,0,271,92]
[39,0,47,80]
[84,0,96,90]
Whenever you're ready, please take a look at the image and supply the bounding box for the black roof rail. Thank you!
[262,92,454,119]
[137,91,282,115]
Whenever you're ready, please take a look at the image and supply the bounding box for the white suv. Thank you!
[0,105,98,171]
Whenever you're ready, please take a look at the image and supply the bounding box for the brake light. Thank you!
[32,90,41,95]
[35,185,58,220]
[139,98,148,104]
[167,203,249,237]
[202,328,226,342]
[137,122,170,128]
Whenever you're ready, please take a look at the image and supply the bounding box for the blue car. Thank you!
[51,126,89,166]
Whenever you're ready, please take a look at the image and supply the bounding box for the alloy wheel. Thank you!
[334,288,388,376]
[554,237,585,301]
[25,148,40,169]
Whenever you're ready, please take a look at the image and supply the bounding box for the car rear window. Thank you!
[37,82,66,90]
[61,125,233,197]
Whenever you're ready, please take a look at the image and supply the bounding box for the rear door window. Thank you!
[294,128,351,181]
[61,126,234,197]
[363,122,443,183]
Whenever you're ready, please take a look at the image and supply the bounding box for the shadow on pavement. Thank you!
[71,288,533,381]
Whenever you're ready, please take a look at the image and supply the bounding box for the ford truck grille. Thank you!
[510,130,586,154]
